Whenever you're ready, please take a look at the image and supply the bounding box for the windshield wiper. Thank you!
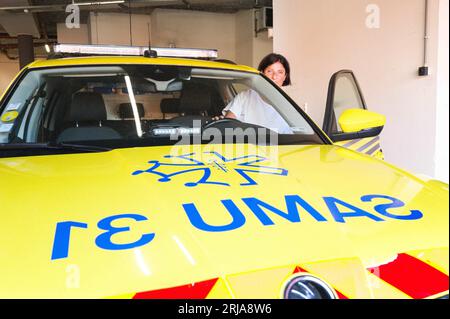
[0,142,111,152]
[49,142,112,152]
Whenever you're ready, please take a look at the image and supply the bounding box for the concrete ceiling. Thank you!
[0,0,40,38]
[0,0,273,39]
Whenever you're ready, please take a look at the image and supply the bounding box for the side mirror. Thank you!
[331,109,386,142]
[339,109,386,133]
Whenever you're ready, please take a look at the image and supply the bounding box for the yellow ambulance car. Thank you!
[0,45,448,299]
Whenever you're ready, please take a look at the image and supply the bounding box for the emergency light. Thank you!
[53,44,218,59]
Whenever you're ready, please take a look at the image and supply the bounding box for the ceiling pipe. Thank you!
[1,49,19,60]
[1,48,49,60]
[0,1,127,11]
[418,0,430,76]
[5,37,57,43]
[0,0,182,13]
[0,0,270,14]
[0,40,57,49]
[423,0,429,67]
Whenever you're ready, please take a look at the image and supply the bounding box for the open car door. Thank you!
[322,70,385,160]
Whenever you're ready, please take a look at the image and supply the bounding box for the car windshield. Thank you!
[0,64,325,155]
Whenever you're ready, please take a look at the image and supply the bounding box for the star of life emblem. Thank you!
[132,152,288,187]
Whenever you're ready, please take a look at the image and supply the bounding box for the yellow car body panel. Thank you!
[25,56,258,73]
[0,144,448,298]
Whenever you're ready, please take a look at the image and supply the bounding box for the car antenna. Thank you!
[144,22,158,58]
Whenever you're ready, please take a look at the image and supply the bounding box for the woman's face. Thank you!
[263,61,287,87]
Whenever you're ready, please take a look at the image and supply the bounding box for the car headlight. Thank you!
[282,274,337,299]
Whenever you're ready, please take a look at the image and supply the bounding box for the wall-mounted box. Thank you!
[256,7,273,31]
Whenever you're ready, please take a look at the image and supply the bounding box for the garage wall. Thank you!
[57,23,89,44]
[151,9,236,61]
[0,52,19,100]
[235,10,254,66]
[274,0,448,182]
[59,10,233,54]
[253,29,273,69]
[235,10,273,68]
[89,12,152,46]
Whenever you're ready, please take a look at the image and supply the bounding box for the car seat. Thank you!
[57,92,121,142]
[160,98,180,119]
[119,103,145,119]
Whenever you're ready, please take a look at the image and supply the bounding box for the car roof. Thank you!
[26,56,259,73]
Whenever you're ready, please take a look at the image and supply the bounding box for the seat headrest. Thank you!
[119,103,145,119]
[68,92,107,122]
[160,98,180,114]
[179,82,213,115]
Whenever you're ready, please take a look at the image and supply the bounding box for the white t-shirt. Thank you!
[224,89,293,134]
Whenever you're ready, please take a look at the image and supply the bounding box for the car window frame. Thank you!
[322,70,368,136]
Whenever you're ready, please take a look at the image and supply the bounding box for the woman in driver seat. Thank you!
[222,53,293,134]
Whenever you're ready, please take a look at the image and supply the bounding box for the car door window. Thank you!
[333,73,365,132]
[323,70,367,135]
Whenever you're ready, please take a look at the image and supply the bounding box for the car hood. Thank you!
[0,144,448,298]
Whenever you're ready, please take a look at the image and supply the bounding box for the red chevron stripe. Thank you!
[367,253,449,299]
[293,265,348,299]
[293,266,308,273]
[133,278,218,299]
[335,290,349,299]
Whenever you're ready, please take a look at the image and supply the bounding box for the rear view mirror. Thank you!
[144,78,183,92]
[136,82,157,93]
[122,82,157,94]
[166,80,183,92]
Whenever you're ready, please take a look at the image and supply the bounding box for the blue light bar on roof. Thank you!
[53,44,218,59]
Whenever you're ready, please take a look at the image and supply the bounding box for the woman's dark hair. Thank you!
[258,53,291,86]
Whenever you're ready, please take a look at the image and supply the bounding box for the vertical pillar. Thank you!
[435,0,449,183]
[17,34,34,69]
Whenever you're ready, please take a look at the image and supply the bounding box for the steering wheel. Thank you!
[203,117,277,133]
[202,117,244,130]
[168,115,211,127]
